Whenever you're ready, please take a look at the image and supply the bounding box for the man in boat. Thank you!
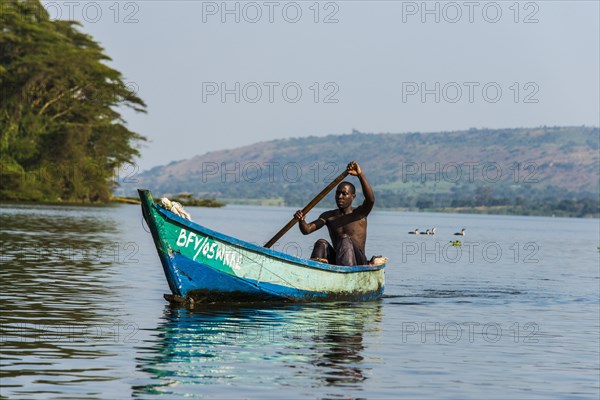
[294,161,374,266]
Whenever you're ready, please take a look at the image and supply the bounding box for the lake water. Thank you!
[1,203,598,399]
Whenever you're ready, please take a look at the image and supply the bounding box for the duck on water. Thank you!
[408,228,436,235]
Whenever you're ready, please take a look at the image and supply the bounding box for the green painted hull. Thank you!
[139,190,386,302]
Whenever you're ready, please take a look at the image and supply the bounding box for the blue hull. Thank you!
[139,190,386,302]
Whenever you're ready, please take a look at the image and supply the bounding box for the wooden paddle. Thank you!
[263,169,349,248]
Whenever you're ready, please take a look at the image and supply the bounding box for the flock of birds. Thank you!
[408,228,466,236]
[408,227,466,246]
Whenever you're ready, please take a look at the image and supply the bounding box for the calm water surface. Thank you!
[1,203,598,399]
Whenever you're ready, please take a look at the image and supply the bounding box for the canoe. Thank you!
[138,190,386,302]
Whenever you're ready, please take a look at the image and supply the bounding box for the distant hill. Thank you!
[120,126,600,217]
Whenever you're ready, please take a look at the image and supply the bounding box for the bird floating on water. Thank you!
[409,229,420,235]
[454,228,466,236]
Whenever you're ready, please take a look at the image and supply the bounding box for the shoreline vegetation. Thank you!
[220,199,599,218]
[1,1,146,204]
[427,205,599,219]
[1,197,597,218]
[110,195,225,208]
[167,195,225,208]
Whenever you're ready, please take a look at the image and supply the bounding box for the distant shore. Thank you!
[0,196,225,208]
[111,196,225,207]
[1,198,597,218]
[427,205,599,219]
[218,200,599,218]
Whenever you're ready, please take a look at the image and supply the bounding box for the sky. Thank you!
[41,0,600,171]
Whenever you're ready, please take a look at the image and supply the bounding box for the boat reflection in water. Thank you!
[310,314,368,385]
[133,302,382,397]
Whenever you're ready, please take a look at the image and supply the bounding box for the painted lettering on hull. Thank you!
[175,229,241,270]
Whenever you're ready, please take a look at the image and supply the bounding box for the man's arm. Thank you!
[295,210,326,235]
[347,161,375,216]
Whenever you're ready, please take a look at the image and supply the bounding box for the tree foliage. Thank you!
[0,0,146,202]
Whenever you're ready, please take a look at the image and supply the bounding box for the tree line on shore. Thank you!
[1,0,146,202]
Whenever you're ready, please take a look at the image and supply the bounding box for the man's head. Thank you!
[335,181,356,210]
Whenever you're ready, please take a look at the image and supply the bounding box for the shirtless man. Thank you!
[294,161,374,266]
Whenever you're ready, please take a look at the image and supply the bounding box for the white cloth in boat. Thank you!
[160,197,191,220]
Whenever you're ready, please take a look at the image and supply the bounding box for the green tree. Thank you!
[0,0,146,202]
[474,186,493,206]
